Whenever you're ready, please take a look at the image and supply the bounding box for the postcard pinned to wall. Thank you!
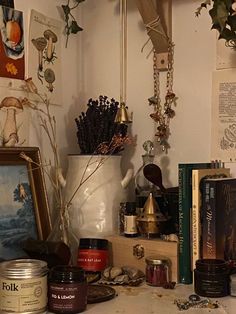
[28,10,62,106]
[0,5,25,79]
[211,69,236,162]
[0,87,30,146]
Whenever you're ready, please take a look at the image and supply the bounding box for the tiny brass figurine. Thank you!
[136,192,167,238]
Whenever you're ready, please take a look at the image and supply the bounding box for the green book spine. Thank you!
[178,163,211,284]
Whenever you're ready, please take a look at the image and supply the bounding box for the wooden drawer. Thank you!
[107,235,178,282]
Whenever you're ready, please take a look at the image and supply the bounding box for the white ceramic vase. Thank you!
[64,155,133,239]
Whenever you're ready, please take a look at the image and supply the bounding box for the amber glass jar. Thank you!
[48,265,88,314]
[194,259,230,298]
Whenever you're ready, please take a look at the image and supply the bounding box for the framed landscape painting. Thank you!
[0,147,51,260]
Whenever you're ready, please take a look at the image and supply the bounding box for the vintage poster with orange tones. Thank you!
[0,5,24,80]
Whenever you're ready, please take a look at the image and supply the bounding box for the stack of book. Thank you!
[178,162,234,284]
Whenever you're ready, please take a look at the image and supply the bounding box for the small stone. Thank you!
[189,294,201,302]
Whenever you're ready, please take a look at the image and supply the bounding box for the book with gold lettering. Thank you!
[201,177,236,260]
[192,168,230,270]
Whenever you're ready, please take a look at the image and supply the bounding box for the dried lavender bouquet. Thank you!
[75,96,128,154]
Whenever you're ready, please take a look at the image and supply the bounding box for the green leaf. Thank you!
[209,1,229,30]
[224,0,233,10]
[218,27,235,40]
[228,15,236,32]
[211,22,221,31]
[70,20,83,34]
[62,4,70,16]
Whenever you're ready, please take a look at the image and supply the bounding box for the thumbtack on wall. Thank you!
[155,52,168,71]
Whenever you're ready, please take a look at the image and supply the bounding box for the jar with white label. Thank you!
[0,259,48,314]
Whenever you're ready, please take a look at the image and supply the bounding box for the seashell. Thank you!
[122,266,145,280]
[110,267,123,280]
[113,274,129,283]
[102,267,112,280]
[161,233,179,242]
[102,266,123,280]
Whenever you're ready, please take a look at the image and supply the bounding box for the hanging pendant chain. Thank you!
[153,52,160,108]
[149,41,176,153]
[166,41,174,93]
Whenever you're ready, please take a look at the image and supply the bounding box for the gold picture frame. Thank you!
[0,147,52,260]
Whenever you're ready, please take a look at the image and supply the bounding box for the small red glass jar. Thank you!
[145,256,169,287]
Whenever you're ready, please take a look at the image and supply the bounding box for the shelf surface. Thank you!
[47,283,236,314]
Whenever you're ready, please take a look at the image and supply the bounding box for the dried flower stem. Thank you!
[22,78,132,246]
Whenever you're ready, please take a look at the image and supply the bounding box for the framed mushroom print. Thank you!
[0,147,51,260]
[28,9,62,106]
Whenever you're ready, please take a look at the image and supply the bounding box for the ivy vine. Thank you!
[62,0,85,48]
[196,0,236,49]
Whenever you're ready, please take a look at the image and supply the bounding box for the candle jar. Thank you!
[48,265,88,314]
[145,256,169,287]
[194,259,230,298]
[77,238,109,275]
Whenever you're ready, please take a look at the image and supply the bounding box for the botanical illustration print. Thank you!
[0,6,24,79]
[0,92,30,146]
[211,70,236,161]
[28,9,62,105]
[0,164,37,259]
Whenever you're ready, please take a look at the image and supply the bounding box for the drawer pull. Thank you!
[133,244,144,259]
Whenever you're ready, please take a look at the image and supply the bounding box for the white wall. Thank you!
[79,0,217,188]
[13,0,217,191]
[14,0,81,169]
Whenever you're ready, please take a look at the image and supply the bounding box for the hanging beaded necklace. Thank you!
[149,42,176,153]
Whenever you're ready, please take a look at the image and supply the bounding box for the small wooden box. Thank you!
[107,235,178,282]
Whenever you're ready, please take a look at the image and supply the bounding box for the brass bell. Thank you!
[114,102,132,124]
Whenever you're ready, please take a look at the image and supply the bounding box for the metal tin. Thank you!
[0,259,48,314]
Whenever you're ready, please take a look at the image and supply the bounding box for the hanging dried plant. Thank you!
[61,0,85,48]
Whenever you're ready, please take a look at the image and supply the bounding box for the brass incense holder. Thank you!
[136,193,167,238]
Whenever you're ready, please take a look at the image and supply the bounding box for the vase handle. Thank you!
[121,168,133,189]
